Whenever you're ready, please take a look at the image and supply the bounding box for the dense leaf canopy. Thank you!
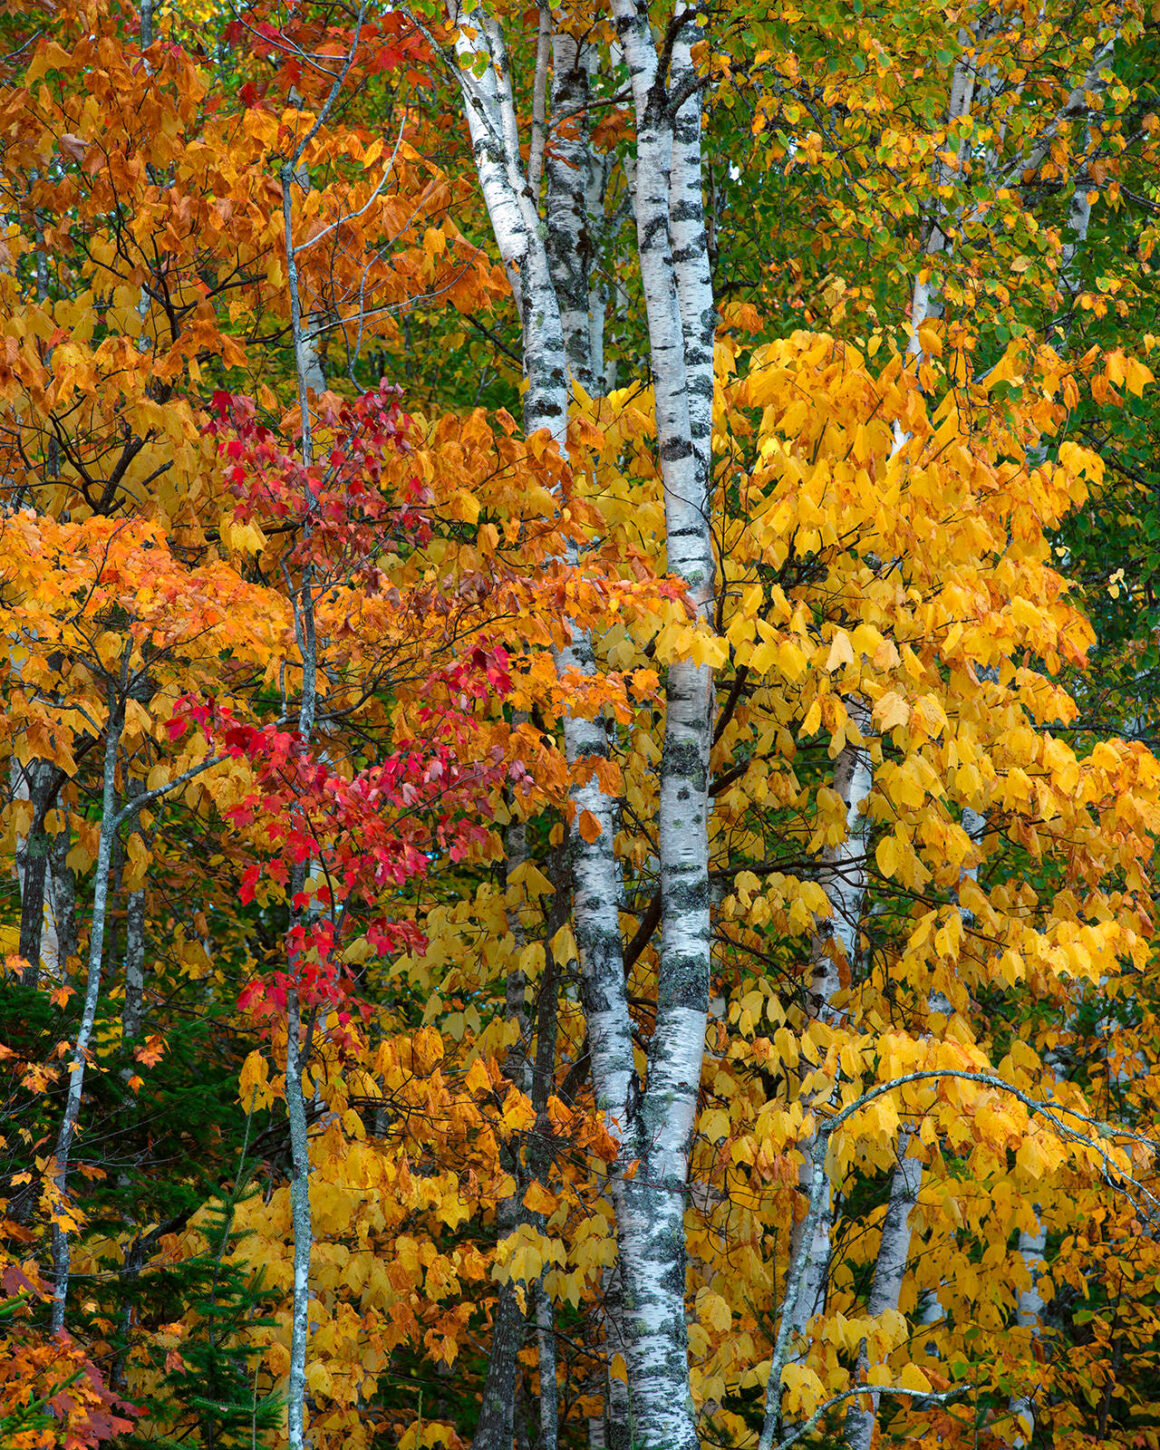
[1,2,1158,1449]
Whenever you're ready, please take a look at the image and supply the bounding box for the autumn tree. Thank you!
[2,2,1160,1450]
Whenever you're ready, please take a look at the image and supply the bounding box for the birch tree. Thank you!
[441,2,718,1442]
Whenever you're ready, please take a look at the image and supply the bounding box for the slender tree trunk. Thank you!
[120,779,147,1043]
[110,778,148,1385]
[668,24,715,483]
[283,983,313,1450]
[534,1283,558,1450]
[445,16,621,1445]
[50,685,125,1334]
[474,818,533,1450]
[545,35,597,397]
[843,1148,924,1450]
[50,811,78,976]
[13,758,66,988]
[122,884,146,1042]
[281,103,326,1443]
[450,8,722,1441]
[531,844,566,1450]
[759,705,872,1450]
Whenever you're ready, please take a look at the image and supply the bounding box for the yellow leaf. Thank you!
[826,630,855,671]
[874,690,910,732]
[701,1107,731,1142]
[1125,357,1153,396]
[464,1057,492,1095]
[689,631,729,669]
[502,1088,536,1132]
[550,922,578,964]
[610,1354,628,1383]
[306,1361,333,1396]
[699,1291,733,1333]
[507,861,555,896]
[898,1363,932,1393]
[95,631,124,670]
[451,490,480,524]
[238,1050,268,1102]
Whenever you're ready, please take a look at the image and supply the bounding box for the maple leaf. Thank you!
[133,1036,167,1068]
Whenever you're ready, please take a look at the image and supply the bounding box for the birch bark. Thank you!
[758,703,873,1450]
[12,757,66,987]
[600,7,717,1446]
[281,145,318,1442]
[444,12,639,1442]
[49,681,125,1334]
[280,69,331,1439]
[844,39,1107,1442]
[839,43,984,1437]
[1006,143,1097,1450]
[448,3,720,1440]
[474,819,532,1450]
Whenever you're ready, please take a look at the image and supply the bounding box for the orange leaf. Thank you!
[578,810,602,843]
[134,1034,167,1067]
[522,1180,559,1215]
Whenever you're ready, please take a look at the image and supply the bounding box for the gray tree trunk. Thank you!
[13,757,66,987]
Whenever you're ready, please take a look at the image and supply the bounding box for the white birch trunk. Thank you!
[668,25,714,484]
[281,112,326,1445]
[1009,1222,1048,1447]
[906,37,978,360]
[546,34,597,396]
[49,685,124,1334]
[759,703,872,1450]
[445,13,640,1444]
[1003,134,1097,1450]
[283,985,313,1450]
[843,1145,925,1450]
[451,7,720,1441]
[602,5,716,1445]
[474,821,533,1450]
[445,0,633,1144]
